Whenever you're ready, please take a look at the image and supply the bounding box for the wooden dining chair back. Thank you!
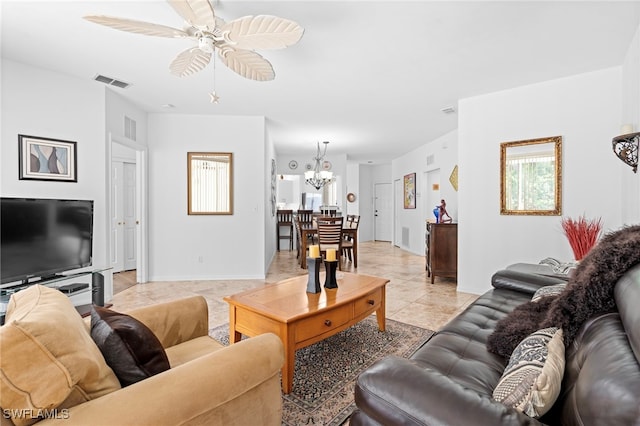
[296,209,313,225]
[316,216,344,270]
[276,210,294,251]
[342,215,360,264]
[297,209,317,245]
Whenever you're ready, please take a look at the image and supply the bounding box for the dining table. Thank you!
[298,222,359,269]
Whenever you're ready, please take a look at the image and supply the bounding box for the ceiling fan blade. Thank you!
[167,0,216,30]
[170,48,212,77]
[84,15,188,38]
[218,48,275,81]
[222,15,304,50]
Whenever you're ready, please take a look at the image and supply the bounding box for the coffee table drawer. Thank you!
[354,289,383,317]
[295,304,351,342]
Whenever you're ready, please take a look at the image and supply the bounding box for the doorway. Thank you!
[111,159,137,272]
[107,134,148,296]
[374,183,392,241]
[424,169,441,224]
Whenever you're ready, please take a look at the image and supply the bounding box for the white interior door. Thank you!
[111,161,124,273]
[123,163,137,270]
[111,160,137,272]
[374,183,392,241]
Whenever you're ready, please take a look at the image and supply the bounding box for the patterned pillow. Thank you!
[531,283,567,303]
[493,327,565,418]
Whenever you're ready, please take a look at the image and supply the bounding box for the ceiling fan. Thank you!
[84,0,304,84]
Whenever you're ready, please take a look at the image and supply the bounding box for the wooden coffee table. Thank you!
[223,272,389,393]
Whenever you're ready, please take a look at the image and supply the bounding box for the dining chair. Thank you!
[316,216,344,270]
[276,210,294,251]
[297,209,316,245]
[342,215,360,264]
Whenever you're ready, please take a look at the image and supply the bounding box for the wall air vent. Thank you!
[426,154,435,166]
[93,74,131,89]
[402,227,410,247]
[124,116,137,141]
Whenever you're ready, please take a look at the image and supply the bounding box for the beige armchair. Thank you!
[0,285,284,426]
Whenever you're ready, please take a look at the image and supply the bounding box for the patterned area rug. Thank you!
[209,316,435,426]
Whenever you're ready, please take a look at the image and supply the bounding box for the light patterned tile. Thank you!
[112,241,478,330]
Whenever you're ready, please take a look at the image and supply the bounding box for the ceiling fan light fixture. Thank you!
[84,0,304,88]
[198,36,215,53]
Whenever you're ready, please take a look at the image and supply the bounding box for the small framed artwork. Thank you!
[404,172,416,209]
[18,134,77,182]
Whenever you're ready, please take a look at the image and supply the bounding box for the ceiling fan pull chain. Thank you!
[210,54,219,104]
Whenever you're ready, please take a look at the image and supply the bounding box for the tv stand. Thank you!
[1,268,111,325]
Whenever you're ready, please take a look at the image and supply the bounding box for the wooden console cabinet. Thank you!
[425,222,458,284]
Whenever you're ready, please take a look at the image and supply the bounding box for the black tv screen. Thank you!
[1,198,94,284]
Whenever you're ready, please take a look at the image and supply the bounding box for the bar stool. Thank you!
[276,210,294,251]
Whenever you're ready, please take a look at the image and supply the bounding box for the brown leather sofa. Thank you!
[351,267,640,425]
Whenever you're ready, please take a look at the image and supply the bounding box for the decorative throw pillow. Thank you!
[531,283,567,303]
[90,306,170,387]
[0,285,121,426]
[493,327,565,418]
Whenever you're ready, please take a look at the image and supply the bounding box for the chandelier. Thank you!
[305,141,333,190]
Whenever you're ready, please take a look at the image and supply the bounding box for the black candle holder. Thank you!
[306,257,322,293]
[324,260,339,289]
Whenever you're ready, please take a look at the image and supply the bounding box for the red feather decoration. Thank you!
[561,216,603,261]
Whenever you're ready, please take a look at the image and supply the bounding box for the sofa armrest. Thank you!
[491,269,566,295]
[124,296,209,349]
[353,356,543,426]
[39,333,285,426]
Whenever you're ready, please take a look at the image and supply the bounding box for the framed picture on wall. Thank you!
[404,172,416,209]
[18,134,77,182]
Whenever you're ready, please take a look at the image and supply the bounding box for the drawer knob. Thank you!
[367,299,375,305]
[324,319,332,327]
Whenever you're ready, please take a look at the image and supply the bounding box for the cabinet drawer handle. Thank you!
[324,320,332,327]
[367,299,375,305]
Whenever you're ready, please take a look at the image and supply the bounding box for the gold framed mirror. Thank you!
[500,136,562,215]
[187,152,233,215]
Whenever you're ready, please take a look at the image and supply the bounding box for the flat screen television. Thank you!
[1,197,94,285]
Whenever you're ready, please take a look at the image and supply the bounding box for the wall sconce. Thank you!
[612,125,639,173]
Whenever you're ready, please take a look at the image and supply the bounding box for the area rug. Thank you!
[209,317,435,426]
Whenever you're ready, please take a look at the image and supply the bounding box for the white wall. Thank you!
[392,130,459,254]
[265,126,276,273]
[105,89,148,145]
[345,162,360,216]
[458,68,624,295]
[358,164,392,242]
[1,60,109,298]
[621,23,640,223]
[147,113,267,280]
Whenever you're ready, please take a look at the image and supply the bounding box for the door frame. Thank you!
[106,133,148,289]
[393,178,402,247]
[373,182,392,242]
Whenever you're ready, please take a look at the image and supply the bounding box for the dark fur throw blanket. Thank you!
[487,224,640,358]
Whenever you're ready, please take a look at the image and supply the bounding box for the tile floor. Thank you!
[111,241,478,332]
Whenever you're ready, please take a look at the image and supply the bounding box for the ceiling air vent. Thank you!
[93,74,131,89]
